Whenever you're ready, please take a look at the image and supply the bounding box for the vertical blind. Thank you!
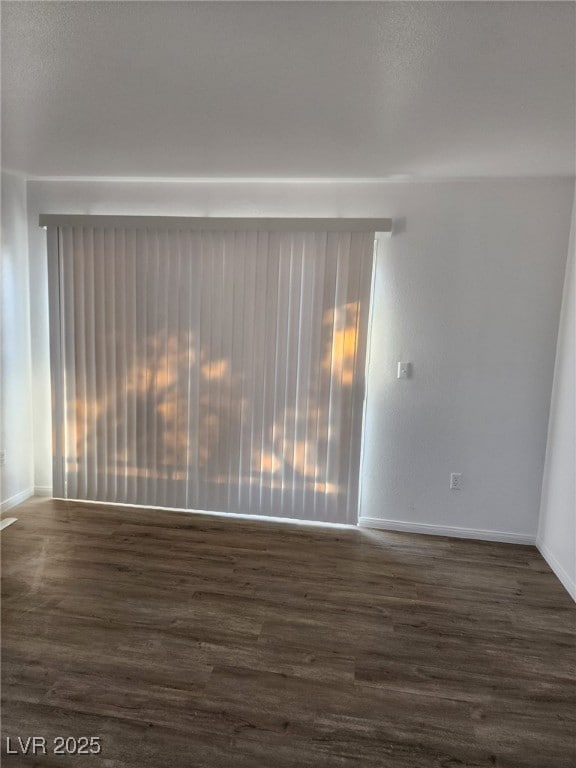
[46,220,377,524]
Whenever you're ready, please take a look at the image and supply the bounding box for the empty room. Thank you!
[1,1,575,766]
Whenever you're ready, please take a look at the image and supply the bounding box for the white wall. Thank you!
[361,180,574,542]
[538,188,575,599]
[27,178,574,540]
[1,171,34,510]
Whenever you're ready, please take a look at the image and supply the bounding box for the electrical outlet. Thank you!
[450,473,462,491]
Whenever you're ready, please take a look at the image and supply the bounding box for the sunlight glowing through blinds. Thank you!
[47,226,374,523]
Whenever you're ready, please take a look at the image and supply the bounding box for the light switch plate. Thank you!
[397,362,411,379]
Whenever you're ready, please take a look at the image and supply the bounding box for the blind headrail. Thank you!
[38,214,392,233]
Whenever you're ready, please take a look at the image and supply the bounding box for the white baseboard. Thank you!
[34,486,53,497]
[536,539,576,602]
[1,487,34,514]
[358,517,536,545]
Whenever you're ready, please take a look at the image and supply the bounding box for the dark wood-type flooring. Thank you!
[2,498,575,767]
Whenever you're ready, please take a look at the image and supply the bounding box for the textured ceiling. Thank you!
[2,1,574,178]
